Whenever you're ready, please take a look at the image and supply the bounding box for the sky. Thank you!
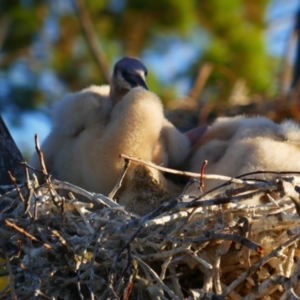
[2,0,300,159]
[266,0,299,56]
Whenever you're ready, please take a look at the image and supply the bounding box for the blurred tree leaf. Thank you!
[0,0,45,53]
[196,0,273,99]
[0,0,274,115]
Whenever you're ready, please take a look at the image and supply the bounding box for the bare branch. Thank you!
[73,0,110,83]
[188,62,213,103]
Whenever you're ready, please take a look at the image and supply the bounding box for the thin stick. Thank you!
[23,164,34,216]
[284,244,296,278]
[143,211,189,227]
[7,169,34,222]
[243,275,285,300]
[7,171,24,202]
[113,189,265,235]
[22,161,45,175]
[34,134,50,184]
[120,154,291,192]
[132,255,181,300]
[200,160,208,189]
[34,290,53,300]
[120,154,247,184]
[188,63,213,102]
[50,179,120,208]
[185,249,213,270]
[157,232,262,254]
[278,179,300,217]
[221,234,300,297]
[108,158,130,199]
[4,220,52,250]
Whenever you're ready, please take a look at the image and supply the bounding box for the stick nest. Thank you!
[1,157,300,300]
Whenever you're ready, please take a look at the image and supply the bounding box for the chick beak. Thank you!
[124,73,148,90]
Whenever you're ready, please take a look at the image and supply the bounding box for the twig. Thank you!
[114,189,268,235]
[160,249,174,280]
[121,155,294,200]
[114,198,180,234]
[34,134,50,184]
[132,255,181,300]
[168,265,185,299]
[188,63,213,102]
[107,272,119,299]
[185,248,213,270]
[213,246,223,295]
[143,211,189,227]
[69,192,95,234]
[243,275,286,300]
[139,244,190,261]
[221,233,300,297]
[23,165,35,216]
[220,283,242,300]
[121,245,136,300]
[34,134,60,210]
[22,161,45,176]
[284,243,300,293]
[281,288,300,300]
[108,158,130,199]
[201,171,300,198]
[157,232,262,254]
[277,179,300,216]
[34,290,53,300]
[7,171,24,202]
[50,179,120,208]
[237,170,300,179]
[180,178,200,197]
[266,193,282,210]
[76,275,84,300]
[176,190,269,209]
[200,160,208,189]
[120,153,254,185]
[4,219,52,250]
[285,244,296,276]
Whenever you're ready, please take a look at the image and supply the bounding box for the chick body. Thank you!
[186,116,300,193]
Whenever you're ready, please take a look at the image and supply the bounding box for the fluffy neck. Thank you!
[109,82,129,106]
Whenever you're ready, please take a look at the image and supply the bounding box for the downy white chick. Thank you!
[186,115,300,195]
[30,57,190,205]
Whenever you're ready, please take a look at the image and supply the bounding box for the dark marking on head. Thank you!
[113,57,148,90]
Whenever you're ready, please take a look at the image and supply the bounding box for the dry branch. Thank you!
[74,0,110,83]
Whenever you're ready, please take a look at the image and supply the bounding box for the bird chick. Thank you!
[110,56,148,105]
[30,57,190,209]
[186,115,300,195]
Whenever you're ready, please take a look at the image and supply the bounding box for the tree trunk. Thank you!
[0,115,24,187]
[291,9,300,88]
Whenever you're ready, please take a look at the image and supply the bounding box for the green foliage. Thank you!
[126,0,195,32]
[0,0,45,54]
[0,0,275,113]
[146,70,177,106]
[82,0,197,55]
[197,0,273,98]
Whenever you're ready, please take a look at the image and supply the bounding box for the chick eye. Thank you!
[122,71,129,77]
